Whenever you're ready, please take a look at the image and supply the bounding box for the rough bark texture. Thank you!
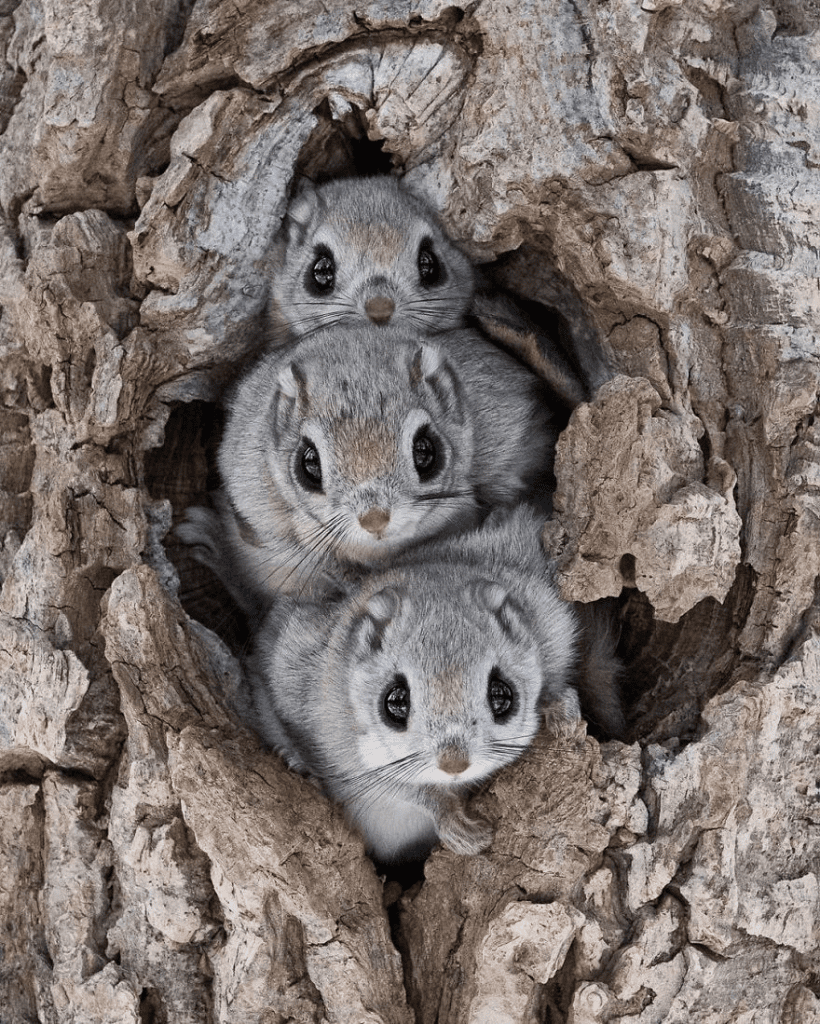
[1,1,819,1021]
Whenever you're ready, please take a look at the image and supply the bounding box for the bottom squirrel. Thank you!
[244,504,624,864]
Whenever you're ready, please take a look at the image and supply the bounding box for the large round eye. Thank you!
[488,670,516,722]
[382,674,410,730]
[307,248,335,294]
[296,439,323,492]
[412,426,440,481]
[418,239,443,287]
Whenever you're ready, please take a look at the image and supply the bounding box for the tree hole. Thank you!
[144,400,251,652]
[295,102,396,182]
[138,988,168,1024]
[144,116,749,758]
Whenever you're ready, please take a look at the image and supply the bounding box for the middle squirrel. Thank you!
[180,321,559,612]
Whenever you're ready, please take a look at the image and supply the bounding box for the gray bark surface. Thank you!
[0,1,818,1021]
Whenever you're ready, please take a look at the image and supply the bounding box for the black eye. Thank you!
[296,440,323,491]
[307,248,335,294]
[412,426,440,481]
[418,239,444,287]
[382,674,410,730]
[488,670,516,722]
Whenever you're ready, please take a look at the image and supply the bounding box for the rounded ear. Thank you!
[270,361,307,434]
[366,586,401,624]
[286,178,319,230]
[279,362,308,408]
[410,345,465,425]
[351,587,403,654]
[471,579,507,613]
[410,344,443,383]
[469,579,529,638]
[277,363,301,399]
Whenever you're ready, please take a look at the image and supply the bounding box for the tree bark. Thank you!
[1,1,819,1021]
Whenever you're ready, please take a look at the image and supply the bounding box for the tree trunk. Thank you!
[1,1,819,1021]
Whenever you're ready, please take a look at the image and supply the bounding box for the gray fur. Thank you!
[270,176,474,338]
[179,323,557,613]
[244,505,622,864]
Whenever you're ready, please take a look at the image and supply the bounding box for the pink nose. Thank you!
[359,507,391,535]
[364,296,395,324]
[437,748,470,775]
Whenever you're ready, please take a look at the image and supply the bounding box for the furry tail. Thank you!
[573,600,626,740]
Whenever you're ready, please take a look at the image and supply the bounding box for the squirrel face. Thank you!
[255,328,479,566]
[333,578,555,793]
[271,176,474,338]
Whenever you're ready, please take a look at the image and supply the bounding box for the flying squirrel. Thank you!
[243,504,624,864]
[177,321,559,617]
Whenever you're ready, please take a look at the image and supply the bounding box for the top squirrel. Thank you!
[270,176,475,338]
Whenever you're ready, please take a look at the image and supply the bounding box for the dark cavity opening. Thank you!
[144,400,251,653]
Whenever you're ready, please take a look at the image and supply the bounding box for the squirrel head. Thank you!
[328,555,578,797]
[271,175,475,338]
[255,324,479,566]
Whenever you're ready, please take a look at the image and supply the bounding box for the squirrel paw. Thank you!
[543,688,582,739]
[175,505,221,561]
[438,806,493,856]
